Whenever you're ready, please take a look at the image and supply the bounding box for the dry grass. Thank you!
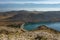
[0,25,59,40]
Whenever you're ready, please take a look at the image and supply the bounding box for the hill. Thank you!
[0,25,60,40]
[0,10,60,25]
[0,11,60,22]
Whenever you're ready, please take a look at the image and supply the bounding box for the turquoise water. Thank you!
[24,22,60,31]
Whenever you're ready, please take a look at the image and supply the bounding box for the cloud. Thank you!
[1,8,60,12]
[0,0,56,1]
[0,0,60,12]
[0,0,46,1]
[0,1,60,4]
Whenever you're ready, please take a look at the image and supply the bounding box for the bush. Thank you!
[7,24,21,28]
[35,35,47,40]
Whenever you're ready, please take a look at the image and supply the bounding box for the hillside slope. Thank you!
[0,25,60,40]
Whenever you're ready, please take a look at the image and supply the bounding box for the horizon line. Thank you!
[1,10,60,12]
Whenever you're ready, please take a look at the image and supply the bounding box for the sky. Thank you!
[0,0,60,12]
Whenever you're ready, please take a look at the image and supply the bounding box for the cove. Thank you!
[23,22,60,31]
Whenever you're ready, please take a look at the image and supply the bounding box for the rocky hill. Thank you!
[0,25,60,40]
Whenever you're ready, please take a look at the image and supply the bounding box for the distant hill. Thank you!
[0,10,60,22]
